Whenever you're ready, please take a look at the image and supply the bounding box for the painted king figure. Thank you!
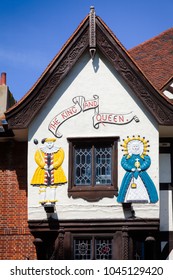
[117,136,158,203]
[31,138,67,205]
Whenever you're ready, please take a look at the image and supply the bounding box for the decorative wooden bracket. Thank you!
[89,6,96,59]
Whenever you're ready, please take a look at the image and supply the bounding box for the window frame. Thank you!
[68,137,118,201]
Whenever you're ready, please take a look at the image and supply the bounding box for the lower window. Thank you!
[73,236,113,260]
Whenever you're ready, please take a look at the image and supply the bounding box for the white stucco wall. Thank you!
[28,52,159,220]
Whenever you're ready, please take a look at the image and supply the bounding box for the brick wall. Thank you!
[0,141,36,259]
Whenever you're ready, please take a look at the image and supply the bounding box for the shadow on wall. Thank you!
[122,203,136,219]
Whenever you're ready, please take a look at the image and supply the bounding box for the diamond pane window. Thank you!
[75,148,91,185]
[68,137,118,201]
[95,147,112,185]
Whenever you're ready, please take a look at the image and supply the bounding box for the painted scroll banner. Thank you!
[93,112,139,129]
[49,94,139,138]
[49,95,99,137]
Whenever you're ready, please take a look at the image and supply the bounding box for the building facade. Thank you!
[1,8,173,260]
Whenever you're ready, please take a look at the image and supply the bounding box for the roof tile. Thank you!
[129,28,173,90]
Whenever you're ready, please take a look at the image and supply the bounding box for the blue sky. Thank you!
[1,0,173,101]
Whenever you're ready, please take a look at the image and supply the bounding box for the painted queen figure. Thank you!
[31,138,67,205]
[117,136,158,203]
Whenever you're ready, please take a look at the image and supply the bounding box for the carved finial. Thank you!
[89,6,96,59]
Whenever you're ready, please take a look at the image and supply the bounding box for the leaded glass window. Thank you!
[75,148,91,185]
[74,239,92,259]
[95,147,112,185]
[73,237,113,260]
[95,238,112,259]
[74,146,112,186]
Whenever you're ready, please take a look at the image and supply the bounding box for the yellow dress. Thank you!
[31,148,67,186]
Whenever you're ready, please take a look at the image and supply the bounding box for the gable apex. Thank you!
[5,9,173,128]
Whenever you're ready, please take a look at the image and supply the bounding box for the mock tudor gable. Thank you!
[19,7,160,222]
[28,49,159,217]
